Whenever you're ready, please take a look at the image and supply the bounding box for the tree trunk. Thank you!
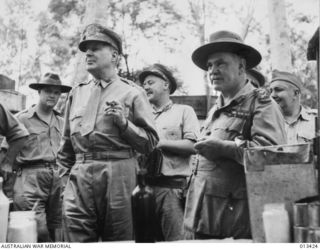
[268,0,292,71]
[71,0,110,84]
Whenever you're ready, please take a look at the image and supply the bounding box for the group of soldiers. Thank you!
[0,23,316,242]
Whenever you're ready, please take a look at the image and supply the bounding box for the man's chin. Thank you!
[212,84,222,92]
[86,65,97,73]
[46,102,57,108]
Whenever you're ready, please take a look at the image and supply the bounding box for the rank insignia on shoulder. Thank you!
[120,77,136,87]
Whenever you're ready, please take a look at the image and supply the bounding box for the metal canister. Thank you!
[293,203,309,227]
[308,202,320,227]
[307,227,320,243]
[294,226,309,243]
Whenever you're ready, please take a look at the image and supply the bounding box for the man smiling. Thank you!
[270,70,316,144]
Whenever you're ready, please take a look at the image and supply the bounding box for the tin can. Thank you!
[293,203,309,227]
[294,226,309,242]
[308,202,320,227]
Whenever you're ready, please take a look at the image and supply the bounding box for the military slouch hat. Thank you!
[192,30,262,71]
[29,72,71,93]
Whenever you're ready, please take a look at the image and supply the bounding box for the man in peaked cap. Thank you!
[57,23,158,242]
[139,63,200,241]
[184,30,287,239]
[5,73,71,242]
[270,70,316,144]
[247,68,265,88]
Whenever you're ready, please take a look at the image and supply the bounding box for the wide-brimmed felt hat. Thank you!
[247,68,265,87]
[139,64,177,94]
[79,23,122,54]
[29,73,72,93]
[270,70,303,91]
[192,30,262,71]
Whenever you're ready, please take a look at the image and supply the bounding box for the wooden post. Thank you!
[268,0,292,71]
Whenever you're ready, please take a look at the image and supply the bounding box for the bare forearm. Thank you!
[157,139,196,156]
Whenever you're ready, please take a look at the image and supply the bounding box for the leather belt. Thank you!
[17,162,57,168]
[76,149,134,162]
[146,176,187,189]
[15,162,58,176]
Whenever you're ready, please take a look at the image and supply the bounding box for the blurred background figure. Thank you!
[247,68,265,88]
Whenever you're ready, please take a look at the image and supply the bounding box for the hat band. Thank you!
[84,34,118,51]
[148,69,171,85]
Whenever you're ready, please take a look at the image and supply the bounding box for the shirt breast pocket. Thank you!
[212,117,245,140]
[69,107,85,134]
[162,126,182,140]
[297,129,315,142]
[22,127,47,154]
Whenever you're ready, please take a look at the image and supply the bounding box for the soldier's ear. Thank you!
[163,81,170,91]
[111,49,119,61]
[238,58,246,74]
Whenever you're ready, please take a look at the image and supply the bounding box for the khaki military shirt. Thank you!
[285,106,316,144]
[153,101,200,177]
[0,103,29,143]
[58,76,158,169]
[198,82,287,198]
[14,105,63,164]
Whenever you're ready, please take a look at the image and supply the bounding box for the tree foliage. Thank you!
[0,0,318,106]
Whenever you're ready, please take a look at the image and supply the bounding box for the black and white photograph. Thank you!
[0,0,319,249]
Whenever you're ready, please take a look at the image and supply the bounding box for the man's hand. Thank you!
[195,137,237,161]
[104,100,128,131]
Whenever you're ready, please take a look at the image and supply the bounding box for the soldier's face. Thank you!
[84,42,115,73]
[270,80,298,113]
[142,75,169,104]
[38,87,61,108]
[207,52,244,95]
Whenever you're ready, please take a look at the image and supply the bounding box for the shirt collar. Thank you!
[299,106,312,121]
[93,75,118,89]
[217,80,255,108]
[153,100,173,115]
[25,104,61,127]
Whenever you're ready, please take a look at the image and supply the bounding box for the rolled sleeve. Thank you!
[0,104,29,143]
[182,106,200,142]
[121,92,158,154]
